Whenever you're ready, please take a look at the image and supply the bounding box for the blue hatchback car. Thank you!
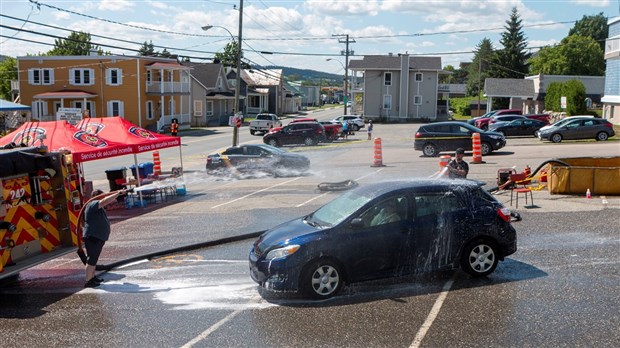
[249,179,518,299]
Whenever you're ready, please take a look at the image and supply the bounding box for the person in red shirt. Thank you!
[170,119,179,136]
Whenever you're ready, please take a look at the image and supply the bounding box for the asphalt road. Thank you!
[1,114,619,347]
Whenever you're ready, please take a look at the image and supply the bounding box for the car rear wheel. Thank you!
[304,137,316,146]
[267,138,279,147]
[352,124,360,131]
[596,132,609,141]
[301,259,343,299]
[250,130,256,135]
[461,239,499,277]
[481,142,492,156]
[422,143,438,157]
[551,133,563,143]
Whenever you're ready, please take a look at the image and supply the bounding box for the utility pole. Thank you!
[232,0,244,147]
[333,34,355,115]
[477,55,481,117]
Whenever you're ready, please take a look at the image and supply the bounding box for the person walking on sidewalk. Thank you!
[342,120,349,139]
[367,120,373,140]
[170,119,179,136]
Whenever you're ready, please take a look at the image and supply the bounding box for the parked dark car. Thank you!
[206,144,310,176]
[249,179,518,299]
[488,114,526,127]
[536,117,615,143]
[263,122,326,147]
[414,122,506,157]
[489,118,547,137]
[474,109,522,129]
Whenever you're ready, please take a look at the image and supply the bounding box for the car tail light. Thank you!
[415,132,422,138]
[604,123,613,128]
[207,157,212,165]
[316,127,324,134]
[497,207,511,222]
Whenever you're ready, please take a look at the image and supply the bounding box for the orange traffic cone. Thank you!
[471,133,485,164]
[371,138,385,167]
[152,150,162,176]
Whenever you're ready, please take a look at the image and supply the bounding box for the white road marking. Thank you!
[410,278,454,348]
[211,177,301,208]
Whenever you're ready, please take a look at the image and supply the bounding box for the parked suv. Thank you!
[331,115,365,131]
[263,122,326,147]
[414,121,506,157]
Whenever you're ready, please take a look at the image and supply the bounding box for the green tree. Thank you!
[491,7,530,78]
[138,41,156,56]
[569,12,608,51]
[0,57,18,100]
[47,31,99,56]
[214,41,240,67]
[466,38,495,96]
[544,79,587,115]
[529,35,604,75]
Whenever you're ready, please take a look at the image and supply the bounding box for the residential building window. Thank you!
[32,101,47,119]
[384,72,392,86]
[415,73,423,82]
[146,101,154,120]
[107,100,124,117]
[383,95,392,110]
[28,68,54,85]
[414,95,422,105]
[206,101,213,116]
[147,70,152,84]
[249,95,260,108]
[167,71,174,82]
[106,68,123,86]
[194,100,204,116]
[53,102,62,114]
[70,68,94,85]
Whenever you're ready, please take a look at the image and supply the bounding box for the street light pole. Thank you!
[326,58,347,114]
[202,0,243,147]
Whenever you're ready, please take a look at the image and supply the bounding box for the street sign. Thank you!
[561,96,567,109]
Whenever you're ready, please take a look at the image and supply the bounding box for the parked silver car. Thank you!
[536,117,615,143]
[331,115,365,131]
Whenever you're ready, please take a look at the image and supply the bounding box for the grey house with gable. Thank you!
[348,54,450,122]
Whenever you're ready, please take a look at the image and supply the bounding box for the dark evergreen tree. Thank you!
[491,7,530,78]
[138,41,156,56]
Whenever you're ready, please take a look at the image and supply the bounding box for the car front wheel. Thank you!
[267,138,279,147]
[301,259,344,299]
[596,132,609,141]
[250,130,256,135]
[551,133,562,143]
[304,137,316,146]
[461,240,499,277]
[352,124,360,131]
[422,143,438,157]
[481,142,492,156]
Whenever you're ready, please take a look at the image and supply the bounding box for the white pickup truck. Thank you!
[249,113,282,135]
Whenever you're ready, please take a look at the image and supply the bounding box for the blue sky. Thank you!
[1,0,618,75]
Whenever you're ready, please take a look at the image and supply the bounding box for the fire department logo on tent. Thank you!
[81,122,105,135]
[11,127,46,146]
[129,126,156,139]
[73,131,108,148]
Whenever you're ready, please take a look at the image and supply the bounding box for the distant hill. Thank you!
[259,65,342,83]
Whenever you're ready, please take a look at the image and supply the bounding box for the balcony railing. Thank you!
[605,37,620,59]
[11,80,19,92]
[146,82,190,94]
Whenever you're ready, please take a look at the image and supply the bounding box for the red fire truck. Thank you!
[0,146,87,279]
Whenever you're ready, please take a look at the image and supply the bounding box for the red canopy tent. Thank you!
[0,120,133,163]
[76,117,181,154]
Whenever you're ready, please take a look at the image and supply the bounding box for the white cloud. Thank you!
[570,0,610,7]
[98,0,135,11]
[305,0,381,16]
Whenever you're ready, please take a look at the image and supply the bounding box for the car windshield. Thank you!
[306,190,373,227]
[463,123,485,133]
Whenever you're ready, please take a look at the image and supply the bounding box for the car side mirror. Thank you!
[350,218,363,228]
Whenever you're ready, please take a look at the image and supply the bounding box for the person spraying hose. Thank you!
[77,189,127,288]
